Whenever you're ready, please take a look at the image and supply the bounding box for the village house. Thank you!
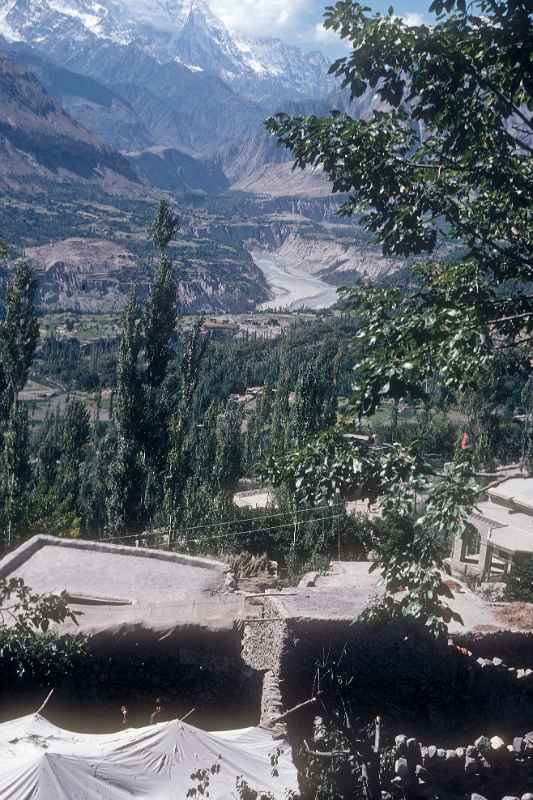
[449,476,533,582]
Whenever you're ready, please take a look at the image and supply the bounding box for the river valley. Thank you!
[252,251,340,311]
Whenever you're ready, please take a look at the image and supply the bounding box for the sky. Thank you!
[208,0,430,54]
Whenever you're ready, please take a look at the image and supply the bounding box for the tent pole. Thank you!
[36,688,54,714]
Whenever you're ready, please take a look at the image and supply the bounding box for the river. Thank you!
[251,251,340,311]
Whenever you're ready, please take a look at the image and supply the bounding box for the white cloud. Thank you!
[312,21,338,45]
[209,0,312,39]
[400,12,426,26]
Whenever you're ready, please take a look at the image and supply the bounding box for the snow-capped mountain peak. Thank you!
[0,0,333,102]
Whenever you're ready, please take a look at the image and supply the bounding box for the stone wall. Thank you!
[455,632,533,667]
[241,598,288,674]
[280,620,533,734]
[241,597,291,732]
[389,729,533,800]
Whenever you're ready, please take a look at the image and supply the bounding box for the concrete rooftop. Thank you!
[0,536,244,643]
[489,477,533,514]
[2,539,531,644]
[270,562,533,635]
[475,500,533,555]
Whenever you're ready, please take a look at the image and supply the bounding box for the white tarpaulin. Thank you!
[0,714,298,800]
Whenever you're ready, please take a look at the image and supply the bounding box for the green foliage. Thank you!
[164,320,208,535]
[266,0,532,417]
[0,577,78,633]
[265,433,423,509]
[185,752,293,800]
[106,288,145,532]
[186,761,221,799]
[151,199,180,251]
[269,0,531,266]
[0,262,40,421]
[0,627,85,682]
[0,576,85,683]
[29,398,91,537]
[0,263,40,541]
[292,338,339,442]
[263,0,533,634]
[265,433,475,636]
[143,258,178,392]
[34,336,118,392]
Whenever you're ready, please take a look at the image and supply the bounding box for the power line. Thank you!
[175,503,341,532]
[186,513,345,545]
[104,503,343,543]
[105,513,345,547]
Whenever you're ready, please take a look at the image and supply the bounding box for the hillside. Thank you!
[0,39,153,150]
[0,0,401,314]
[0,51,146,199]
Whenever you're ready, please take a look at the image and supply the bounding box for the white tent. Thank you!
[0,714,298,800]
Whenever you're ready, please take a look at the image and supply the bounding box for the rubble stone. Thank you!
[395,734,408,754]
[426,745,437,761]
[491,736,506,750]
[395,757,409,779]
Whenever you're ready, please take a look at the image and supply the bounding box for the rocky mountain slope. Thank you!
[125,146,229,193]
[0,39,153,149]
[0,51,141,190]
[0,1,374,185]
[0,40,241,196]
[0,1,400,314]
[0,0,333,107]
[0,0,344,161]
[21,233,269,313]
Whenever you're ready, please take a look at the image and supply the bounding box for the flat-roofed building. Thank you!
[449,477,533,581]
[0,535,243,654]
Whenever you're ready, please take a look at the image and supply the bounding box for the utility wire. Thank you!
[185,514,345,545]
[103,503,343,543]
[105,513,345,547]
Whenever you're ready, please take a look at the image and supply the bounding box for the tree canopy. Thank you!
[265,0,533,636]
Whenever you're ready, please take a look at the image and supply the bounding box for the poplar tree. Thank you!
[57,399,91,505]
[214,400,243,490]
[2,404,31,545]
[0,263,39,544]
[270,350,292,454]
[0,263,39,426]
[106,289,144,532]
[164,322,207,537]
[142,200,179,477]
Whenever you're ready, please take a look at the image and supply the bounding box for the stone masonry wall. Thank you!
[241,597,290,733]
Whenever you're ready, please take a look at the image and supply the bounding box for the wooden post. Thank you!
[271,694,320,724]
[374,716,381,753]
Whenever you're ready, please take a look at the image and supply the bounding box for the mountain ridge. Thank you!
[0,0,334,106]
